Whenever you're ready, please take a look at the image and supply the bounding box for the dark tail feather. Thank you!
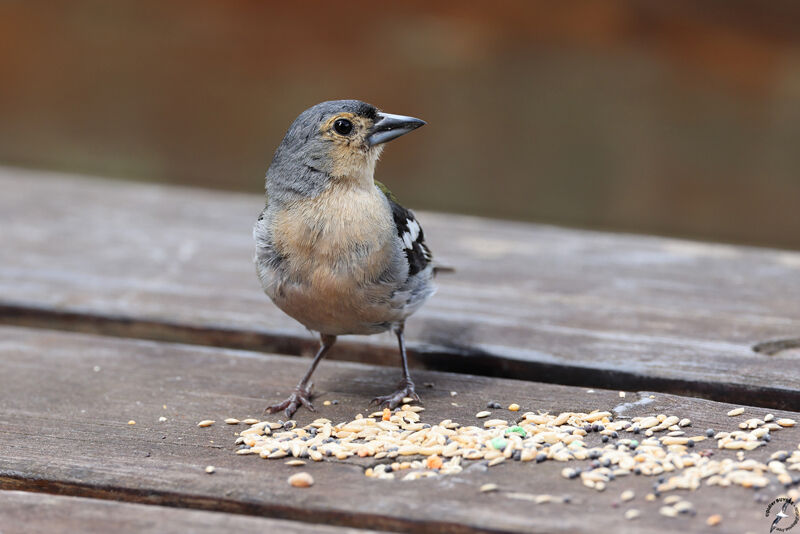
[433,265,455,276]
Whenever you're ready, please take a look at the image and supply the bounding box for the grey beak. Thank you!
[366,112,426,146]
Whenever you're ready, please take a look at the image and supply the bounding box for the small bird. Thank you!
[254,100,437,418]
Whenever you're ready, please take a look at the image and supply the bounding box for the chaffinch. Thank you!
[254,100,438,417]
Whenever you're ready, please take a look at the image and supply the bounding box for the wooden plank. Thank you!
[0,490,386,534]
[1,167,799,408]
[1,326,798,533]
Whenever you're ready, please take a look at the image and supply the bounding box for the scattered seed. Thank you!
[158,416,167,422]
[726,407,745,417]
[323,400,331,406]
[621,490,635,502]
[508,403,520,412]
[480,483,499,493]
[224,418,240,425]
[229,399,794,497]
[624,509,640,520]
[490,438,508,450]
[659,506,678,518]
[285,460,306,466]
[127,420,136,425]
[205,465,215,474]
[776,418,796,427]
[288,472,314,488]
[619,391,626,398]
[197,420,215,427]
[426,455,443,469]
[706,514,722,526]
[242,418,259,425]
[504,426,527,438]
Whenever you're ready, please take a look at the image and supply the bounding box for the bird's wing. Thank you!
[375,181,432,277]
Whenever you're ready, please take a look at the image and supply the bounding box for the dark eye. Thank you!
[333,118,353,135]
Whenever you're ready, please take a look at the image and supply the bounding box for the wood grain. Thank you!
[0,490,386,534]
[1,167,799,408]
[1,326,798,533]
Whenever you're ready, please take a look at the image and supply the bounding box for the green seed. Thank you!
[504,426,527,438]
[490,437,508,450]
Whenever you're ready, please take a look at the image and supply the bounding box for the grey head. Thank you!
[265,100,425,203]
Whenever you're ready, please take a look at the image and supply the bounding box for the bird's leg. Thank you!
[265,334,336,418]
[371,323,420,409]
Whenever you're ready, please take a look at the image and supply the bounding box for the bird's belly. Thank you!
[269,269,401,335]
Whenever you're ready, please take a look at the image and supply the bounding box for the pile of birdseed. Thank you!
[223,403,799,497]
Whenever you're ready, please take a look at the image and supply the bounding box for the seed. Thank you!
[674,501,693,514]
[679,418,691,427]
[726,407,744,417]
[426,455,443,469]
[197,420,215,427]
[619,391,626,398]
[382,408,391,421]
[490,438,508,450]
[488,456,505,467]
[484,419,508,428]
[288,472,314,488]
[504,426,527,438]
[777,418,796,427]
[475,411,491,418]
[480,483,498,493]
[663,495,681,505]
[224,418,240,425]
[561,468,579,479]
[659,506,678,518]
[285,460,306,466]
[764,414,774,422]
[242,418,259,425]
[127,420,136,425]
[323,400,331,406]
[624,509,640,520]
[621,490,634,501]
[205,465,215,474]
[508,403,520,412]
[706,514,722,526]
[158,416,167,422]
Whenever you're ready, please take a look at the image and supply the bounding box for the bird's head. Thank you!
[266,100,425,200]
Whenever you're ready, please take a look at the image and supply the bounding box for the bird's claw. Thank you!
[370,380,420,409]
[265,383,315,418]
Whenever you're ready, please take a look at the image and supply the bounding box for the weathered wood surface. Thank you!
[0,490,385,534]
[1,167,798,408]
[1,326,798,533]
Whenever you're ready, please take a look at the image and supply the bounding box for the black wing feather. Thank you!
[376,183,432,276]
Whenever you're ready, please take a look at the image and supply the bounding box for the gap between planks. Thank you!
[0,302,797,411]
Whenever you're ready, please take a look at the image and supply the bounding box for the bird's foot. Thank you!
[264,383,315,419]
[370,379,420,409]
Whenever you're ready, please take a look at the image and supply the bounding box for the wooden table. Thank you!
[1,167,798,533]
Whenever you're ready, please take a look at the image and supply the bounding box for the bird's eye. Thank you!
[333,118,353,135]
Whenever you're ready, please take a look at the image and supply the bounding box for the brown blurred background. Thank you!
[1,1,799,249]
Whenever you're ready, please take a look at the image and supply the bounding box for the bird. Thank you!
[254,99,438,418]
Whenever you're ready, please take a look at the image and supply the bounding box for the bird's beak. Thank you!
[366,112,426,146]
